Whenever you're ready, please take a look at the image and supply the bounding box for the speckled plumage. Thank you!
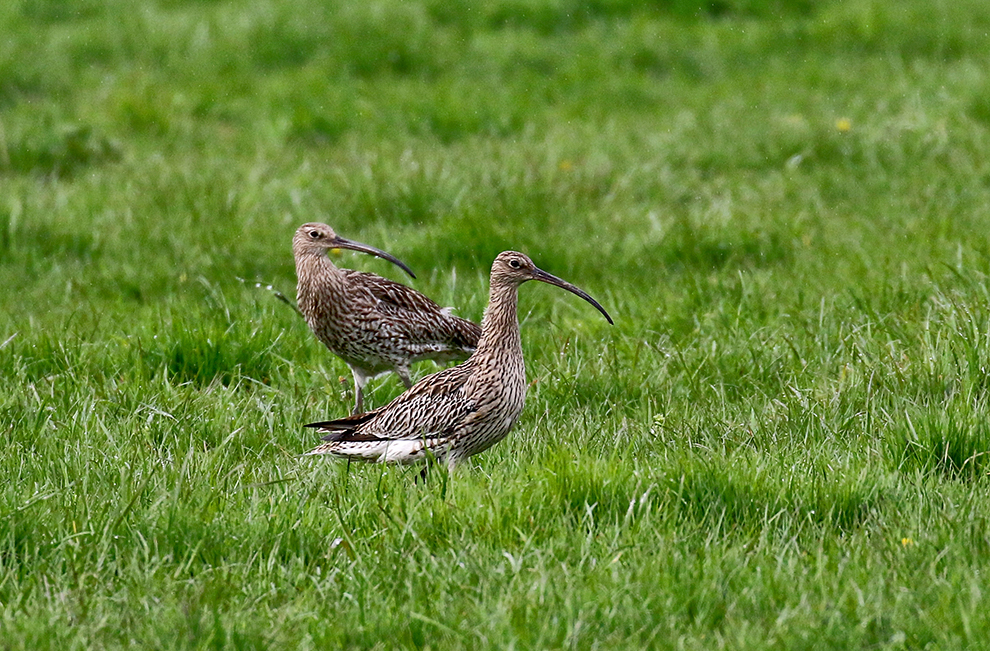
[304,251,613,469]
[294,223,481,413]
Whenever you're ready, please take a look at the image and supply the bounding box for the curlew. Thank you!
[303,251,613,469]
[294,222,481,414]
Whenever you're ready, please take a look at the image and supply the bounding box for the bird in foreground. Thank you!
[294,222,481,414]
[304,251,613,470]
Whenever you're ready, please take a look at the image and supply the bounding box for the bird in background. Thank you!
[293,222,481,414]
[304,251,613,470]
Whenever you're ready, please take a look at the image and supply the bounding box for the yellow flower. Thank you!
[836,118,852,133]
[901,537,914,546]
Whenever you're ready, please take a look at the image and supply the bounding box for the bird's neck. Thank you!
[296,252,346,303]
[474,279,522,359]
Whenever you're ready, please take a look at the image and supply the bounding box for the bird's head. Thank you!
[292,223,415,279]
[490,251,613,324]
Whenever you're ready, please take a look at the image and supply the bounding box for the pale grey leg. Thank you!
[350,367,371,414]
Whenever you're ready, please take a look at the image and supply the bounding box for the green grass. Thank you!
[3,0,990,647]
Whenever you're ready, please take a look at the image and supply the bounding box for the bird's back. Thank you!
[345,270,481,358]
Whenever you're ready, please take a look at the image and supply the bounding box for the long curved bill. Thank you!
[331,237,416,279]
[532,268,613,325]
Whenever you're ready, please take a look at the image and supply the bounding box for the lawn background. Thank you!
[3,0,990,648]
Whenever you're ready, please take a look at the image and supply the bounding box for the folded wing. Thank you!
[305,362,478,444]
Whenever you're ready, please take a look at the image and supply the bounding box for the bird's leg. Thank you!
[416,444,438,484]
[396,367,413,390]
[350,367,369,414]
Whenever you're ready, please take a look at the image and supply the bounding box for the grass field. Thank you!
[3,0,990,648]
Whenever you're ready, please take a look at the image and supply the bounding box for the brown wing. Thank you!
[343,271,445,313]
[344,270,481,348]
[305,361,477,443]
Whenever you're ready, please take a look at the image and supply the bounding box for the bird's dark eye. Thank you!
[509,259,522,269]
[309,230,321,239]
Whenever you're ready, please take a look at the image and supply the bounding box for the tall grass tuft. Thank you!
[890,400,990,479]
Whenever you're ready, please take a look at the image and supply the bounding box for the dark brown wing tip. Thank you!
[320,430,388,443]
[304,410,380,431]
[319,431,365,442]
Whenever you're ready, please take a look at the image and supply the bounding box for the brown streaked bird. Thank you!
[294,222,481,414]
[303,251,613,469]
